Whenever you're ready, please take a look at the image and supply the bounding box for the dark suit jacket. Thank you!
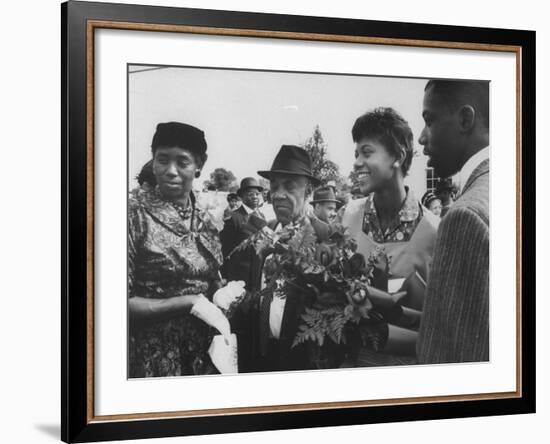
[242,216,331,373]
[418,159,489,363]
[220,205,267,288]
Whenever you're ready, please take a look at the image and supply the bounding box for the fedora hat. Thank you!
[237,177,264,196]
[258,145,320,186]
[310,186,339,205]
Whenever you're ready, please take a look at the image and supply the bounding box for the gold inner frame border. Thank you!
[85,19,523,423]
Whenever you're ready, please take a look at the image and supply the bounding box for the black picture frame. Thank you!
[62,1,536,442]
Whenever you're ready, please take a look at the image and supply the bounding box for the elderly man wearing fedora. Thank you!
[310,185,339,224]
[239,144,331,372]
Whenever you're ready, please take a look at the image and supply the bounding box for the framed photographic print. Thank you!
[62,0,535,442]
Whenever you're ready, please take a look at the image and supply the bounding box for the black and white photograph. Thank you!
[127,64,490,378]
[0,0,542,441]
[55,1,535,442]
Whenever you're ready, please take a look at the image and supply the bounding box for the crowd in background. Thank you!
[127,78,489,377]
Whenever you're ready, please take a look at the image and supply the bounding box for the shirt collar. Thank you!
[458,146,490,193]
[242,203,255,214]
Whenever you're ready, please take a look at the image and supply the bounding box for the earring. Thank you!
[195,170,201,178]
[393,162,400,168]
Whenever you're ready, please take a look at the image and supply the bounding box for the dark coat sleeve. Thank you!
[221,209,266,288]
[417,206,489,363]
[220,212,240,258]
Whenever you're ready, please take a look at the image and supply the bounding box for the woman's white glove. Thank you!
[213,280,246,311]
[190,295,231,340]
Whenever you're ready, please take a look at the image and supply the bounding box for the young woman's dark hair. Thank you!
[351,107,414,176]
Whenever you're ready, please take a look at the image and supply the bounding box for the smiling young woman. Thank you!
[339,106,440,365]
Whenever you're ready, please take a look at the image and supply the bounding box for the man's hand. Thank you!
[399,270,427,311]
[367,285,407,309]
[367,286,407,322]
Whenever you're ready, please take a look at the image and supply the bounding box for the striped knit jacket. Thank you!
[418,158,489,363]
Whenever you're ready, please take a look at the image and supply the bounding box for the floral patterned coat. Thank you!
[128,185,223,378]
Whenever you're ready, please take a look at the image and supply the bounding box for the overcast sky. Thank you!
[128,65,430,192]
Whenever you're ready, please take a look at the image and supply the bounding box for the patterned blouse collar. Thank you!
[362,187,422,243]
[364,187,419,221]
[134,184,218,237]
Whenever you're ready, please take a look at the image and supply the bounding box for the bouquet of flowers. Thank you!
[233,219,391,367]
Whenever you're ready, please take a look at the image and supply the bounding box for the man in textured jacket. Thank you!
[417,79,490,363]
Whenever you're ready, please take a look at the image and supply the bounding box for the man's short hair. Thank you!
[351,107,414,176]
[425,79,489,129]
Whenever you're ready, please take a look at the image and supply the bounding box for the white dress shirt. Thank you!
[260,222,286,339]
[268,288,286,340]
[458,146,490,194]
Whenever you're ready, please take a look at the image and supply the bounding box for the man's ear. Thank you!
[458,105,476,133]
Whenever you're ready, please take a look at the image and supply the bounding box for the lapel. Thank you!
[235,206,249,224]
[460,158,489,197]
[268,219,279,230]
[309,215,331,242]
[276,216,323,343]
[235,205,267,236]
[279,289,301,344]
[228,206,250,239]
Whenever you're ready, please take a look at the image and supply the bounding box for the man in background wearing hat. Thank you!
[220,177,267,285]
[244,145,331,372]
[310,185,339,224]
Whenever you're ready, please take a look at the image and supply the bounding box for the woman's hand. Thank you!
[213,280,246,311]
[191,295,231,339]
